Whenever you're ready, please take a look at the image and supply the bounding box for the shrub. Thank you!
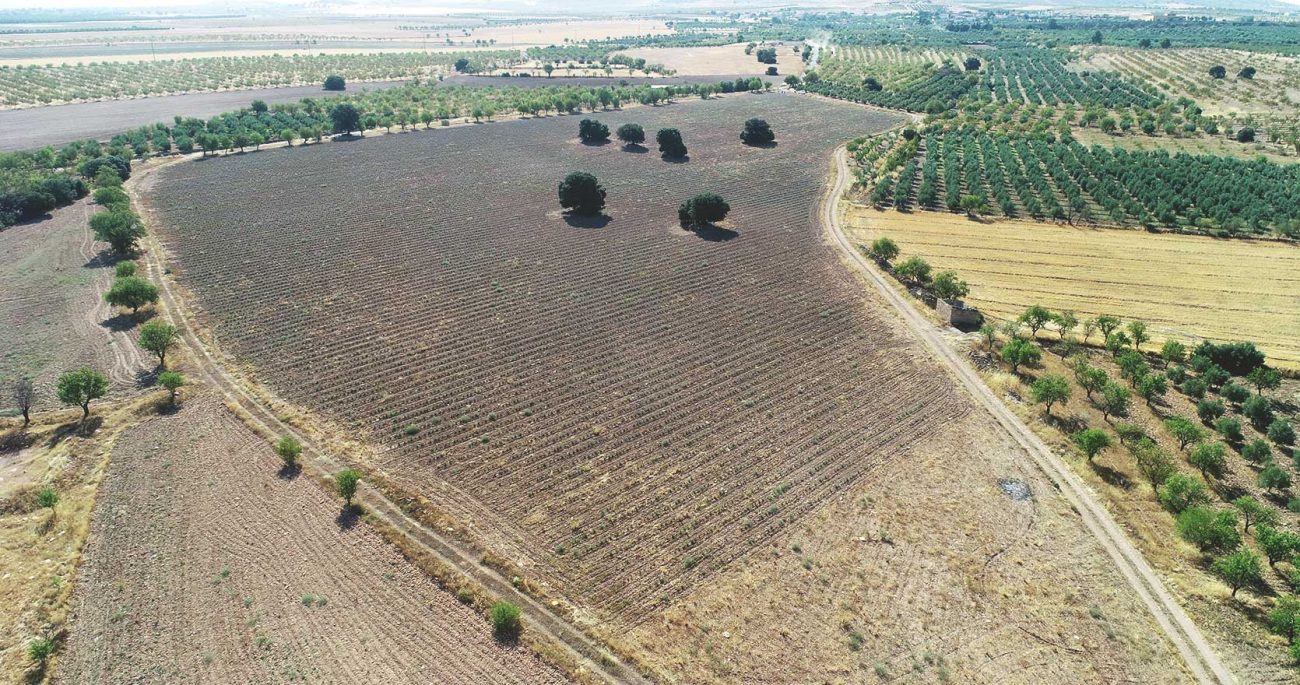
[94,186,129,208]
[557,172,606,216]
[1175,506,1241,554]
[1243,395,1274,430]
[335,469,361,505]
[1159,473,1210,513]
[276,436,302,466]
[678,193,730,226]
[489,601,522,639]
[27,637,54,664]
[1179,377,1207,399]
[577,118,609,143]
[323,74,346,91]
[1269,420,1297,447]
[1202,365,1230,388]
[36,487,58,509]
[740,118,775,145]
[90,208,146,255]
[1194,341,1265,376]
[930,271,969,301]
[1160,340,1187,364]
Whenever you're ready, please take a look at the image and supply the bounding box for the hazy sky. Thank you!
[1,0,1297,11]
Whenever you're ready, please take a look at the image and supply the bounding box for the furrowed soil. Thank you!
[845,208,1300,368]
[57,394,570,684]
[144,94,1192,681]
[0,199,148,409]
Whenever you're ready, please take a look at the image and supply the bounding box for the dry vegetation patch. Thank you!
[613,43,803,76]
[845,208,1300,368]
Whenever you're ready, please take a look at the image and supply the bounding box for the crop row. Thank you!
[982,49,1162,110]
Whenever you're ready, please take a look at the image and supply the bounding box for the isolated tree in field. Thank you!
[1001,338,1041,374]
[740,118,775,146]
[90,209,146,256]
[12,377,35,427]
[1213,549,1262,597]
[930,271,968,301]
[1074,363,1108,400]
[335,468,361,506]
[276,435,303,467]
[489,601,522,640]
[963,57,982,71]
[330,103,362,135]
[755,47,777,64]
[656,128,687,158]
[1031,375,1071,416]
[867,237,899,263]
[1189,442,1228,480]
[578,118,609,143]
[1159,473,1210,513]
[893,256,931,285]
[1165,416,1206,450]
[1209,65,1227,79]
[1238,66,1257,80]
[138,319,178,367]
[1073,428,1112,461]
[1095,315,1120,340]
[1098,381,1130,421]
[1258,526,1300,567]
[616,123,645,147]
[1019,305,1053,338]
[56,368,107,420]
[104,276,158,315]
[157,371,184,404]
[958,194,988,218]
[557,172,606,216]
[1126,320,1149,350]
[1235,127,1255,143]
[1137,373,1167,407]
[1134,441,1175,493]
[862,76,882,91]
[323,74,346,91]
[678,193,730,227]
[1259,463,1292,493]
[1246,367,1281,394]
[1052,311,1078,339]
[1176,506,1240,554]
[1232,495,1277,535]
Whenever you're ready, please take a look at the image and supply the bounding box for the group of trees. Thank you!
[795,65,976,113]
[866,236,970,303]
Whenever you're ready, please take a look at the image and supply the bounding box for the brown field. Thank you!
[57,394,570,684]
[614,43,804,77]
[1077,46,1300,115]
[845,208,1300,368]
[0,199,148,409]
[142,93,1191,681]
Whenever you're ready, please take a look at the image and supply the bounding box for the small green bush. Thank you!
[27,636,54,664]
[488,601,522,639]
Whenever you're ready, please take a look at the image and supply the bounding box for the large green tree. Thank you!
[557,172,606,216]
[56,367,108,419]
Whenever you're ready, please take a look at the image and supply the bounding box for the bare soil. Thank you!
[614,43,805,77]
[57,394,570,684]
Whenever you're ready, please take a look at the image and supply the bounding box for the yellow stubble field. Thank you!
[844,207,1300,367]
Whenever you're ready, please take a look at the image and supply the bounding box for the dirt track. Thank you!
[822,147,1236,685]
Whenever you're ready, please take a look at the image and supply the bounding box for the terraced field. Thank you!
[845,209,1300,367]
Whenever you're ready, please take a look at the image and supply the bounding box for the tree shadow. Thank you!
[1088,460,1133,490]
[563,213,612,229]
[662,154,690,164]
[332,133,363,142]
[135,368,160,389]
[46,416,103,447]
[1045,413,1087,433]
[742,140,779,149]
[622,143,648,153]
[153,398,180,415]
[0,429,37,454]
[688,224,739,242]
[100,312,140,333]
[580,138,611,147]
[83,249,120,269]
[277,462,302,481]
[336,504,361,530]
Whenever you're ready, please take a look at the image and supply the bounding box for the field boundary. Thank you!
[821,145,1236,685]
[126,161,654,685]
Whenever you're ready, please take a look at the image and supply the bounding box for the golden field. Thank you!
[844,207,1300,367]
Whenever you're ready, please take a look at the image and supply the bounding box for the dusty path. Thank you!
[821,147,1236,685]
[128,164,651,685]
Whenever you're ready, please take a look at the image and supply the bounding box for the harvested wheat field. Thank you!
[57,394,569,684]
[0,199,149,409]
[142,94,1191,681]
[613,43,804,77]
[846,208,1300,367]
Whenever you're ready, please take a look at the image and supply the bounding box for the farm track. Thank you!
[824,147,1236,685]
[133,201,648,685]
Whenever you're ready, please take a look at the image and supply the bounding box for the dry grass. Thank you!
[845,207,1300,368]
[613,43,804,76]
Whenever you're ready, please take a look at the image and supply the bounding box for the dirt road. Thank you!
[821,147,1236,685]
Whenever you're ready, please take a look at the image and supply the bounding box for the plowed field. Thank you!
[145,94,934,624]
[58,395,569,684]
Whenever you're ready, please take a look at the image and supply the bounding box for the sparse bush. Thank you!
[335,468,361,505]
[27,637,54,665]
[157,371,184,404]
[489,601,522,639]
[276,436,302,466]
